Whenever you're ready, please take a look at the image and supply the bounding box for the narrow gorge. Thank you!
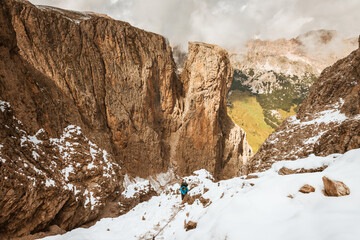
[0,0,252,238]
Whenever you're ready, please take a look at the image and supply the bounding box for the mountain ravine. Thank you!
[0,0,252,238]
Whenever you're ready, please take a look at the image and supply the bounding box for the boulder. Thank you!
[184,221,197,231]
[322,176,350,196]
[299,184,315,193]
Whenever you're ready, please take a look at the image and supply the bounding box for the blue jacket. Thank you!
[181,185,189,195]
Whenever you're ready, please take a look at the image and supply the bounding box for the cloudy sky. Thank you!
[30,0,360,49]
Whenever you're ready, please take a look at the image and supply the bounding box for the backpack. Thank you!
[181,185,188,195]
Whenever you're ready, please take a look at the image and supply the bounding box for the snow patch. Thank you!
[36,5,92,24]
[62,165,74,181]
[0,100,10,112]
[84,189,101,210]
[45,179,56,187]
[122,176,152,199]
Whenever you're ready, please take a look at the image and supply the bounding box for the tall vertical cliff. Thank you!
[0,0,251,238]
[174,43,252,179]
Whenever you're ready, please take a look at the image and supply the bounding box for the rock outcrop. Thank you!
[173,43,253,179]
[322,176,350,196]
[0,101,123,239]
[0,0,251,238]
[278,166,328,175]
[247,36,360,173]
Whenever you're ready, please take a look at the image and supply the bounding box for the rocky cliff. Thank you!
[174,43,252,179]
[247,37,360,173]
[0,0,251,238]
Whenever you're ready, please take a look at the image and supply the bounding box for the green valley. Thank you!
[227,90,274,153]
[227,69,316,153]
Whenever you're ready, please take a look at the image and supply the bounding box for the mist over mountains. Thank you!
[30,0,360,50]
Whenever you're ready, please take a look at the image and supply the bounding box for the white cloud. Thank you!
[30,0,360,50]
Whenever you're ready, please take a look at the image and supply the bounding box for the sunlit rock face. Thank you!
[173,42,253,180]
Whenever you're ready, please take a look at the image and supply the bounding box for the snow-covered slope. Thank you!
[42,148,360,240]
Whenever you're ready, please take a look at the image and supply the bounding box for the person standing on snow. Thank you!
[180,181,189,200]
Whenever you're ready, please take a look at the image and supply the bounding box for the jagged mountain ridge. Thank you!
[230,30,357,83]
[0,0,252,238]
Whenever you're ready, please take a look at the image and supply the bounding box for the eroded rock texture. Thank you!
[173,43,253,179]
[0,0,251,238]
[0,103,122,238]
[248,37,360,173]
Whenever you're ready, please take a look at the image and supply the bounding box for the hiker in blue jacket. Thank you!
[180,181,189,200]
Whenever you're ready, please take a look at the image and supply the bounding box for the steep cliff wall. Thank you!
[248,38,360,173]
[0,0,251,238]
[4,0,180,178]
[173,43,252,179]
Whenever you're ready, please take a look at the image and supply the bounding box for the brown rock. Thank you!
[184,221,197,231]
[299,184,315,193]
[322,176,350,196]
[0,106,122,239]
[182,194,210,207]
[278,167,297,175]
[174,42,253,179]
[278,166,328,175]
[48,225,66,235]
[314,121,360,156]
[245,175,259,179]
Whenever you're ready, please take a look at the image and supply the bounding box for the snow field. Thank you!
[42,149,360,240]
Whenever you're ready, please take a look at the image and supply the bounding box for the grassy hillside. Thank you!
[227,90,274,152]
[227,69,316,152]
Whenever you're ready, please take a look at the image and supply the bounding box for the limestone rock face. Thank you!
[0,0,251,238]
[3,0,180,178]
[322,176,350,196]
[173,43,253,179]
[248,37,360,173]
